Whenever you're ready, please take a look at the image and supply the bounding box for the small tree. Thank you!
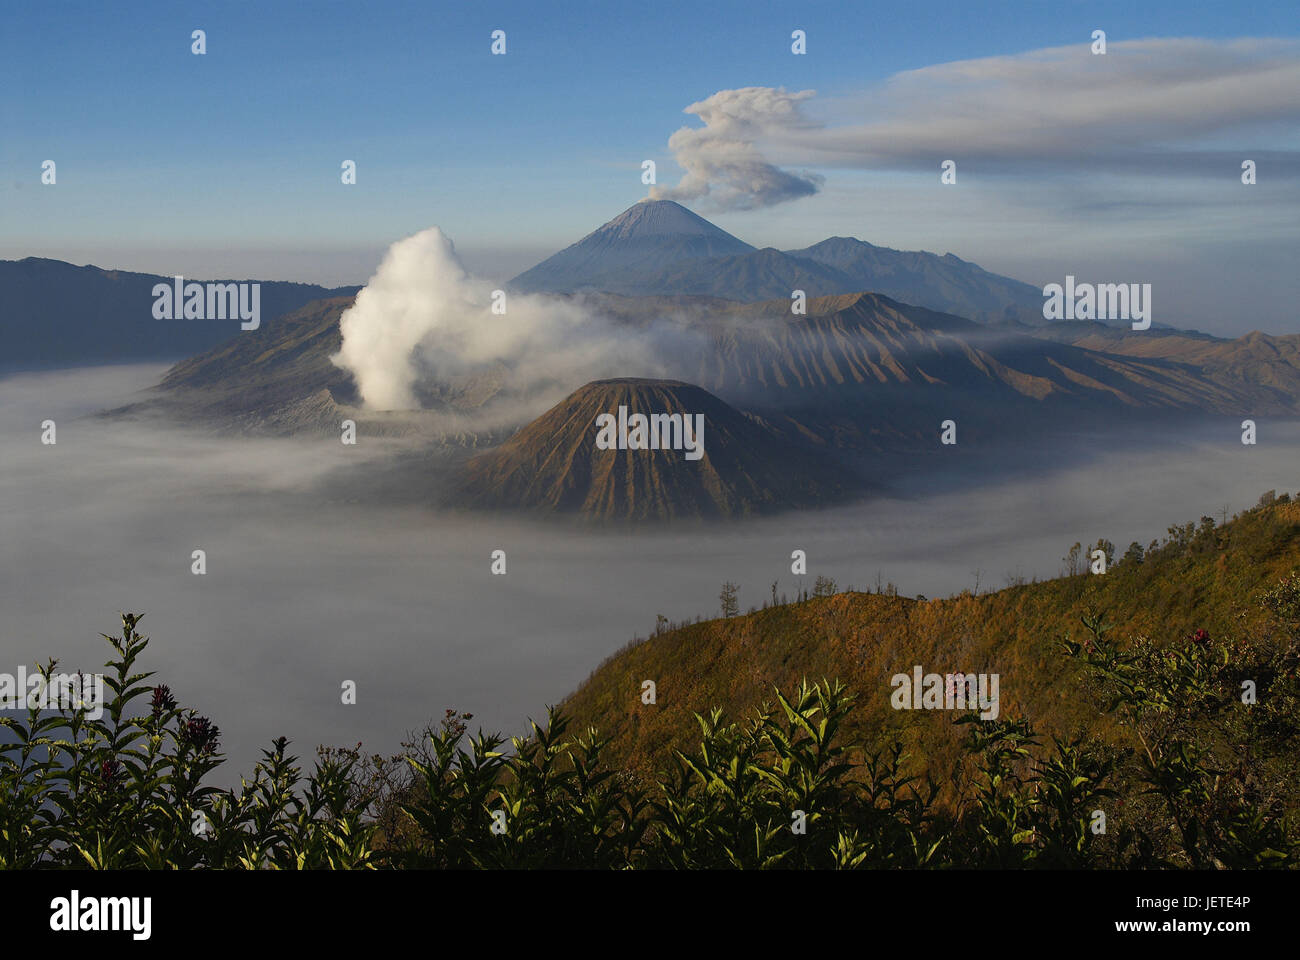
[812,575,837,597]
[1064,542,1082,577]
[719,582,740,618]
[1166,522,1195,552]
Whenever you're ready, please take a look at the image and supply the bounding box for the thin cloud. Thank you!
[654,38,1300,208]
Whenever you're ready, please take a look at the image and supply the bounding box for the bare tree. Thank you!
[720,582,740,618]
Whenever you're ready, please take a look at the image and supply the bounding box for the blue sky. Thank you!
[2,0,1298,333]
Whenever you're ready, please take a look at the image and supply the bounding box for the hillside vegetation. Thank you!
[561,493,1300,795]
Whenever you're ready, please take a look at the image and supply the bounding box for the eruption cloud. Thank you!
[649,86,825,211]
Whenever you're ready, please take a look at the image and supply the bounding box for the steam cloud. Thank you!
[332,228,665,416]
[332,228,477,410]
[649,86,825,211]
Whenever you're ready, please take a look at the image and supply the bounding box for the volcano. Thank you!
[509,200,755,293]
[450,378,859,521]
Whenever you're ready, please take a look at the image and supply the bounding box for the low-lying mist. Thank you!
[2,364,1296,778]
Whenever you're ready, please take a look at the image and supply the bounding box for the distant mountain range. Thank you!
[673,293,1300,440]
[40,198,1300,520]
[511,199,1045,325]
[137,281,1300,520]
[150,289,1246,438]
[0,257,358,371]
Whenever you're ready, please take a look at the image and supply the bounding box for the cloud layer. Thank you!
[6,367,1300,778]
[652,38,1300,209]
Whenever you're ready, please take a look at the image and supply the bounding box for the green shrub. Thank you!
[3,601,1297,869]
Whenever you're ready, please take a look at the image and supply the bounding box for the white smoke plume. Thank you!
[332,228,475,410]
[332,227,674,417]
[649,86,825,211]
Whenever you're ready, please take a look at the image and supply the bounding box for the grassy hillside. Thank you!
[561,492,1300,793]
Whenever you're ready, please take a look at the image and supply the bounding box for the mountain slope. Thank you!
[451,378,860,520]
[149,290,1300,449]
[560,495,1300,785]
[598,247,849,300]
[790,237,1045,325]
[0,258,358,371]
[1025,321,1300,410]
[159,295,358,404]
[664,292,1300,452]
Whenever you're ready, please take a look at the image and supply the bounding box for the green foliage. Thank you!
[6,609,1298,870]
[0,615,379,870]
[1062,604,1300,867]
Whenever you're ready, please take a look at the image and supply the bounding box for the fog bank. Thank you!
[2,365,1296,776]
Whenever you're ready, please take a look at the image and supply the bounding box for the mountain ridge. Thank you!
[510,200,1045,324]
[0,257,359,371]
